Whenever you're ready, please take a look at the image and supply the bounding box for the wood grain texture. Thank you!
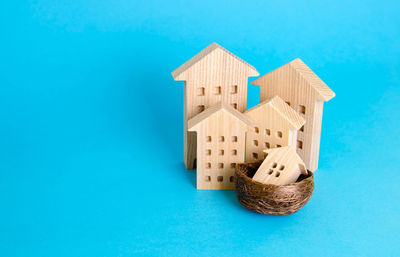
[251,58,335,172]
[188,102,254,190]
[244,96,305,163]
[172,43,259,170]
[252,146,307,186]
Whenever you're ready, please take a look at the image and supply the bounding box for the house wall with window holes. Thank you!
[251,58,335,172]
[172,43,259,170]
[188,102,254,190]
[245,96,305,164]
[252,146,307,186]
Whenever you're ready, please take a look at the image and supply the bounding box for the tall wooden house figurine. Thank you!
[172,43,259,170]
[245,96,305,163]
[188,102,254,190]
[251,59,335,172]
[252,146,307,186]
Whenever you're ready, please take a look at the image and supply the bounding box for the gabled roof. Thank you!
[251,58,335,102]
[188,102,254,131]
[263,146,305,167]
[245,96,305,130]
[172,42,259,80]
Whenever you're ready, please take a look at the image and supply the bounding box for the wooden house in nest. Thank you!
[252,146,307,186]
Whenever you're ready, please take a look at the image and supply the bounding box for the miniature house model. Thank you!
[172,43,335,190]
[251,58,335,172]
[245,96,305,163]
[188,102,254,190]
[252,146,307,186]
[171,43,259,170]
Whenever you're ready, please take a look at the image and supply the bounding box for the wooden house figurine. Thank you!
[252,146,307,186]
[251,58,335,172]
[172,43,259,170]
[245,96,305,163]
[188,102,254,190]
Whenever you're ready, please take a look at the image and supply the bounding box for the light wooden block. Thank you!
[188,102,254,190]
[251,58,335,172]
[252,146,307,186]
[171,43,259,170]
[244,96,305,163]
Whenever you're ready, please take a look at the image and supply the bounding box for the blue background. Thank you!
[1,0,400,256]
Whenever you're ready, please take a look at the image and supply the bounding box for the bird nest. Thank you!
[235,162,314,215]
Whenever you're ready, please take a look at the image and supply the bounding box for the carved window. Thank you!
[197,105,205,113]
[197,87,205,96]
[297,140,303,149]
[298,105,306,114]
[214,86,221,95]
[230,85,238,94]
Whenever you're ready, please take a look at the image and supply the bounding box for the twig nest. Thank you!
[235,162,314,215]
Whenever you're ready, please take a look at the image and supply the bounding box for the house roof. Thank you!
[245,96,305,130]
[263,146,305,168]
[171,42,259,80]
[251,58,335,102]
[188,102,254,131]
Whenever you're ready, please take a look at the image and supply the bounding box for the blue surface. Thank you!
[1,0,400,256]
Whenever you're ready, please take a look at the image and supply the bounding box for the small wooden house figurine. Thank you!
[188,102,254,190]
[252,146,307,186]
[251,58,335,172]
[245,96,305,163]
[172,43,259,170]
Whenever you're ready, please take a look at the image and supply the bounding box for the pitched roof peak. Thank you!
[245,96,305,130]
[251,58,335,102]
[172,43,259,80]
[289,59,335,101]
[188,102,254,131]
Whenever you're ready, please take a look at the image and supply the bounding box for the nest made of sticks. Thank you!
[235,162,314,215]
